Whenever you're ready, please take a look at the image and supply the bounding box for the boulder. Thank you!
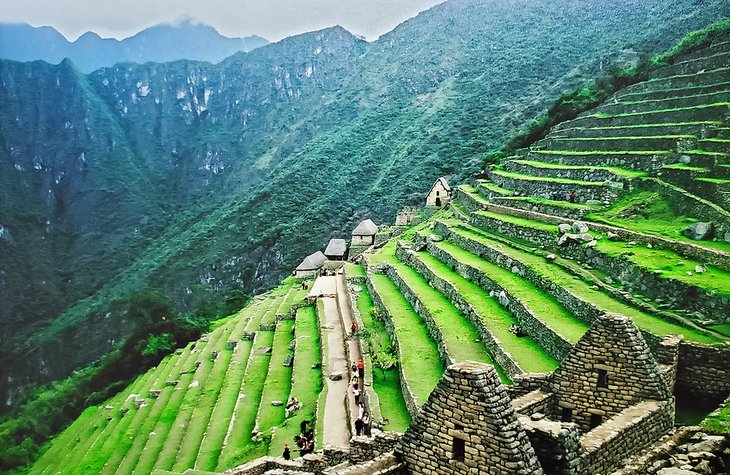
[558,223,572,234]
[695,265,706,274]
[586,199,603,206]
[687,435,726,453]
[606,231,619,241]
[328,372,343,381]
[271,400,283,406]
[577,233,594,242]
[226,341,238,350]
[586,240,598,248]
[546,253,557,261]
[189,380,199,389]
[657,468,699,475]
[725,231,730,243]
[572,221,589,233]
[497,290,510,307]
[558,233,581,247]
[283,355,294,367]
[684,222,714,240]
[149,389,161,398]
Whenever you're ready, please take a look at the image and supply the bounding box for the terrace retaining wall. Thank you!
[362,263,421,418]
[393,244,523,379]
[489,171,621,204]
[423,241,573,361]
[676,341,730,405]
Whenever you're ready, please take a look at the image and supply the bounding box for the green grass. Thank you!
[491,169,605,186]
[388,254,502,373]
[449,223,724,344]
[344,262,366,278]
[432,242,587,342]
[588,101,730,118]
[696,177,730,184]
[356,284,411,432]
[709,323,730,338]
[533,149,671,156]
[412,249,557,373]
[476,180,512,196]
[314,300,328,451]
[702,396,730,435]
[256,319,296,438]
[512,159,647,179]
[473,210,556,233]
[370,369,412,432]
[662,163,710,172]
[269,306,322,456]
[497,196,598,210]
[368,273,443,406]
[596,239,730,298]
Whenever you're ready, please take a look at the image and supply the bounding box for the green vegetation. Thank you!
[491,169,605,186]
[355,281,411,432]
[473,210,556,233]
[511,159,647,179]
[449,223,723,344]
[368,273,443,405]
[702,395,730,435]
[269,306,322,456]
[413,249,557,374]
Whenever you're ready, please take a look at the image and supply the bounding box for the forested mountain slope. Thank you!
[1,0,728,408]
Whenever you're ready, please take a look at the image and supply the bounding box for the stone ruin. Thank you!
[224,314,717,475]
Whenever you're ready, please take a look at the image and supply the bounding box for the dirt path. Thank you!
[319,276,350,448]
[336,272,365,435]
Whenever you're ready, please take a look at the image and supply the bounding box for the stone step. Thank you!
[526,149,674,172]
[615,80,730,103]
[536,135,692,152]
[621,67,730,96]
[599,89,730,116]
[549,122,721,140]
[649,51,730,80]
[696,138,730,153]
[488,169,622,205]
[504,159,643,183]
[566,102,730,129]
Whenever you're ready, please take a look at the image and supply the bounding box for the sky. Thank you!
[0,0,447,42]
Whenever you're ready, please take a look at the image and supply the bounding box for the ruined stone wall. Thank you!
[676,342,730,405]
[492,197,590,221]
[352,235,375,246]
[521,417,582,475]
[363,264,421,417]
[579,399,675,475]
[398,362,543,475]
[470,212,557,248]
[548,315,670,433]
[508,372,552,398]
[349,432,401,465]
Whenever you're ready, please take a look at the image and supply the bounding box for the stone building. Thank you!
[397,361,544,474]
[351,219,379,246]
[324,238,349,261]
[294,251,327,277]
[425,177,451,207]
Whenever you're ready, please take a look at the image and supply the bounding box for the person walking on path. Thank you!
[353,384,361,405]
[362,412,371,437]
[350,320,357,335]
[283,444,291,460]
[569,190,576,203]
[357,358,365,381]
[355,417,364,436]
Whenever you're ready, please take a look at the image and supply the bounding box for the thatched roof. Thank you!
[296,251,327,271]
[324,238,348,257]
[433,176,451,191]
[352,219,378,236]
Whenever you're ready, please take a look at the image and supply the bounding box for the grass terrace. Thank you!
[491,169,606,186]
[255,320,296,438]
[511,159,648,179]
[473,210,556,233]
[269,306,323,455]
[355,279,411,432]
[368,273,443,405]
[448,223,724,344]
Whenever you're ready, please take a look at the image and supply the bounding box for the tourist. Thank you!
[357,358,365,381]
[283,444,291,460]
[351,361,357,376]
[301,280,307,290]
[353,384,361,405]
[351,320,357,335]
[355,417,364,436]
[362,412,371,436]
[358,401,365,419]
[569,190,576,203]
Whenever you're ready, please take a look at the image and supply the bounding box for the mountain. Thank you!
[1,0,728,410]
[0,21,268,72]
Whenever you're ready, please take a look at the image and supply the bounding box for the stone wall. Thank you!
[363,264,421,418]
[349,432,401,465]
[492,197,591,220]
[579,399,676,475]
[508,372,552,398]
[489,170,621,204]
[470,212,558,248]
[521,416,582,475]
[676,341,730,405]
[548,315,671,433]
[393,244,523,378]
[397,361,544,475]
[424,241,573,361]
[512,389,554,417]
[506,160,628,183]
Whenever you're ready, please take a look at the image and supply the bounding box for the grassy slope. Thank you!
[368,273,443,406]
[450,223,722,344]
[269,305,323,455]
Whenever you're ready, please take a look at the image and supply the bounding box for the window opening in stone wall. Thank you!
[452,424,465,462]
[597,369,609,388]
[561,407,572,422]
[590,413,602,428]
